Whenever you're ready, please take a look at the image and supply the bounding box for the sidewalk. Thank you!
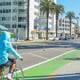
[53,60,80,75]
[11,39,48,44]
[52,60,80,80]
[11,39,79,44]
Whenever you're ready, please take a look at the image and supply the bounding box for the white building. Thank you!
[58,17,76,37]
[0,0,27,39]
[0,0,40,40]
[0,0,57,40]
[34,0,57,39]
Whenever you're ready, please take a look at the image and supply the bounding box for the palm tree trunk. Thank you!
[26,0,30,40]
[69,19,72,37]
[46,12,49,40]
[56,14,58,37]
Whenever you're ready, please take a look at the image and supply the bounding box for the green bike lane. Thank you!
[17,48,80,79]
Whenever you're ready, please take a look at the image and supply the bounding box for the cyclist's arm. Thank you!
[8,43,22,59]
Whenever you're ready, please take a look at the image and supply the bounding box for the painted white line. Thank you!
[27,53,48,60]
[17,49,75,73]
[22,77,51,79]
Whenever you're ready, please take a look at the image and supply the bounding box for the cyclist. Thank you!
[0,31,23,80]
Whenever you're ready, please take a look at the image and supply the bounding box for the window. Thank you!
[62,24,64,27]
[13,1,17,5]
[3,9,11,13]
[12,24,16,28]
[34,5,39,9]
[2,17,6,21]
[18,17,26,22]
[18,24,26,28]
[18,9,26,13]
[13,9,17,13]
[35,0,40,2]
[18,1,25,6]
[34,12,39,16]
[0,17,10,21]
[0,10,2,13]
[59,28,62,30]
[0,2,11,6]
[12,16,17,20]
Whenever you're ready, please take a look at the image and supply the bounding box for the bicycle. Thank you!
[0,60,24,80]
[13,63,25,80]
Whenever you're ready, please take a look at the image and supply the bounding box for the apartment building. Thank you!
[0,0,57,40]
[58,17,76,37]
[33,0,57,39]
[0,0,27,39]
[0,0,40,40]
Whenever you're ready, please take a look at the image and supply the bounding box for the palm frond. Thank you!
[54,4,64,15]
[66,11,75,19]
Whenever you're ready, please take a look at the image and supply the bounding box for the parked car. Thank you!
[49,37,54,40]
[53,37,60,41]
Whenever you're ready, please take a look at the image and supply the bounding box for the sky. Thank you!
[57,0,80,17]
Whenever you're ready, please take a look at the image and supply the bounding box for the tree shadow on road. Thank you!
[64,57,80,61]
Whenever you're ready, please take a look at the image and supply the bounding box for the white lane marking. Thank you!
[22,77,52,79]
[27,53,48,60]
[17,49,75,73]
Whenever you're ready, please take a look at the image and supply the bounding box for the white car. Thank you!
[53,37,60,41]
[49,37,59,41]
[49,37,54,40]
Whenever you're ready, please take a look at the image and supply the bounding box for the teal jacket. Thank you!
[0,31,21,65]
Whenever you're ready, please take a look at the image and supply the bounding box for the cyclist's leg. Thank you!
[0,66,2,73]
[0,65,5,79]
[5,58,16,80]
[8,58,16,73]
[0,66,2,79]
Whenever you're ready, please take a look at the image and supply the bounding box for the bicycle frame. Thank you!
[14,61,25,80]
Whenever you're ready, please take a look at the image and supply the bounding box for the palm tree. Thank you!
[54,4,64,37]
[40,0,55,40]
[66,11,75,37]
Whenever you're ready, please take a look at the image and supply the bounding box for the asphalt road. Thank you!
[13,39,80,69]
[15,47,73,69]
[9,39,80,80]
[10,39,80,68]
[31,74,80,80]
